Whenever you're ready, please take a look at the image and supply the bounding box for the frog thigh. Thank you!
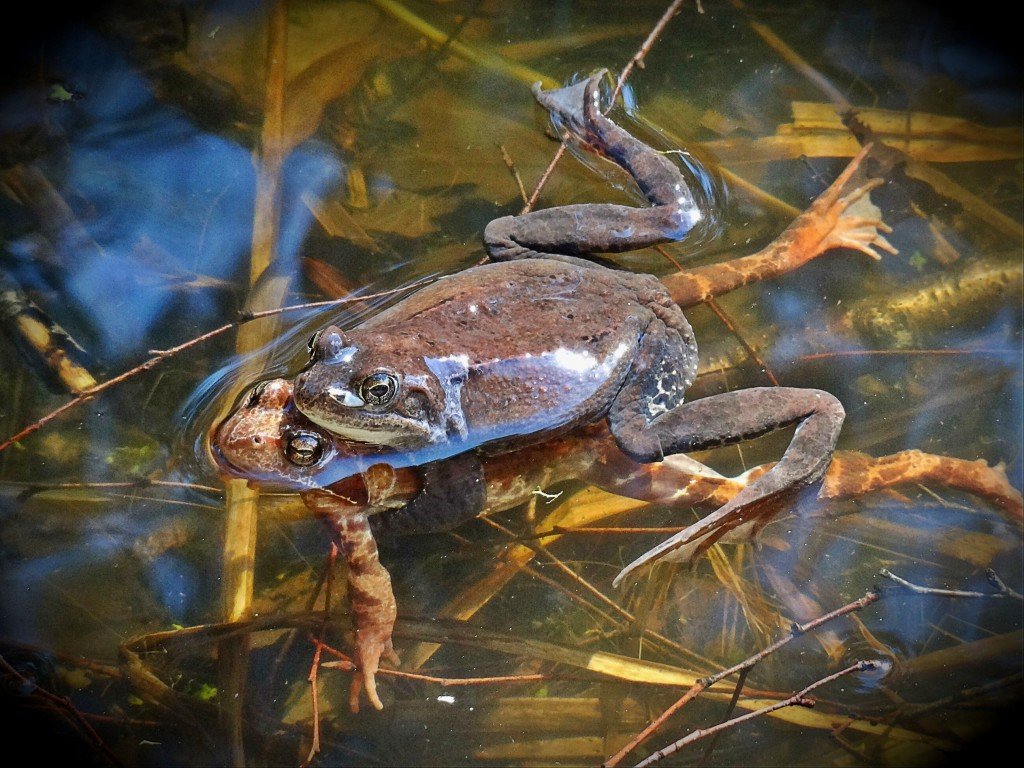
[609,386,845,585]
[607,307,698,462]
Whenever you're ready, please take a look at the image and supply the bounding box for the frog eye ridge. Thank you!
[306,330,323,359]
[285,430,326,466]
[360,372,399,407]
[245,380,269,408]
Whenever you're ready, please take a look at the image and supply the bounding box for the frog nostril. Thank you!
[253,436,262,444]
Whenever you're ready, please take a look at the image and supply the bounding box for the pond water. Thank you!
[0,1,1020,765]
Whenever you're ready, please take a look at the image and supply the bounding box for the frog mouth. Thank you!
[311,418,409,449]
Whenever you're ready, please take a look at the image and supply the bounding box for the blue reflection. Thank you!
[1,25,341,361]
[145,552,200,620]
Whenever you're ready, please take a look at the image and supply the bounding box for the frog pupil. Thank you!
[360,373,398,406]
[286,432,324,466]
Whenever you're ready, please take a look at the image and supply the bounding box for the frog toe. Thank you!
[532,70,610,142]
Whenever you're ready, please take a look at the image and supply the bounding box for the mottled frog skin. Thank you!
[295,72,703,463]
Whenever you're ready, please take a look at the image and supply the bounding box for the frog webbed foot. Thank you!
[348,620,401,713]
[484,70,706,263]
[805,145,898,262]
[319,510,399,712]
[609,387,845,586]
[530,70,610,153]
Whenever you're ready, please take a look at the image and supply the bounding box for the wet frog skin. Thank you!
[294,71,848,580]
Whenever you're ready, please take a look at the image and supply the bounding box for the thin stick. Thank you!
[499,145,529,206]
[481,517,632,621]
[320,643,552,687]
[880,568,1023,601]
[304,542,339,765]
[0,286,417,455]
[521,142,568,214]
[512,525,690,540]
[603,590,879,767]
[610,0,688,104]
[728,0,851,114]
[704,298,779,386]
[799,348,1015,362]
[5,478,223,495]
[634,660,881,767]
[897,672,1022,718]
[479,517,707,667]
[697,666,749,767]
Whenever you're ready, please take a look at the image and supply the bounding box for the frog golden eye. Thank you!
[359,372,399,407]
[285,430,326,466]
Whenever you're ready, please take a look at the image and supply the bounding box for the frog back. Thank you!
[363,259,652,450]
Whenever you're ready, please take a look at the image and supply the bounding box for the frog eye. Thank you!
[359,372,399,407]
[285,430,326,466]
[245,380,269,408]
[306,330,323,359]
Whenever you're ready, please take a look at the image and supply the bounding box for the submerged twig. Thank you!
[634,660,883,767]
[499,144,529,207]
[318,640,551,686]
[369,0,555,90]
[220,4,289,763]
[0,286,419,455]
[0,270,97,395]
[611,0,688,104]
[304,542,339,765]
[880,568,1023,601]
[603,590,879,767]
[799,348,1017,362]
[704,297,779,386]
[729,0,851,113]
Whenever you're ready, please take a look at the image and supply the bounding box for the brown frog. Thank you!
[293,71,885,581]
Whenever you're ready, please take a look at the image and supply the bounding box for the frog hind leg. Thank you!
[484,71,703,262]
[371,452,487,537]
[313,510,399,711]
[609,369,844,586]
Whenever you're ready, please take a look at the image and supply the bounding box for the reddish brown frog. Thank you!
[211,380,1022,711]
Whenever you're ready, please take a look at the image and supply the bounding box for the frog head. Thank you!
[210,378,338,489]
[293,326,465,449]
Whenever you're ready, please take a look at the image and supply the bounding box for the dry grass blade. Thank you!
[218,3,290,762]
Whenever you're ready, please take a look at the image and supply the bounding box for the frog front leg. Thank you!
[370,452,487,537]
[607,325,844,587]
[303,495,399,711]
[485,70,703,262]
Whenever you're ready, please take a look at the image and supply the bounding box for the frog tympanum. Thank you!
[215,70,898,711]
